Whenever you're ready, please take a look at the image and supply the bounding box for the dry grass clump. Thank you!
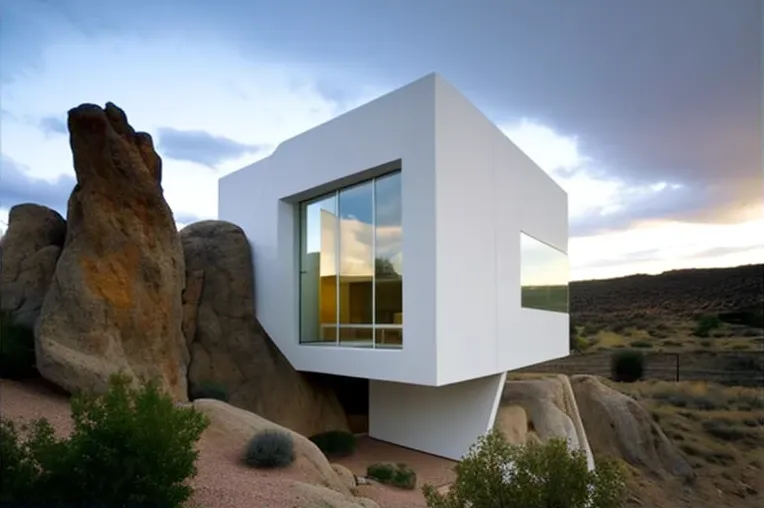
[618,380,764,412]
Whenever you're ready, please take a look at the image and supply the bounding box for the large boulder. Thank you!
[498,374,595,470]
[35,103,188,400]
[571,375,695,481]
[180,220,349,436]
[192,398,351,495]
[0,204,66,329]
[290,482,380,508]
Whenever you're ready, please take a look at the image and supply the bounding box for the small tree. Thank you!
[0,373,210,507]
[611,350,645,383]
[422,429,625,508]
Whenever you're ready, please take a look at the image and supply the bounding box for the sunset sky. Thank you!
[1,0,761,281]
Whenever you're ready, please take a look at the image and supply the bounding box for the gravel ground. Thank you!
[0,378,456,508]
[335,436,457,508]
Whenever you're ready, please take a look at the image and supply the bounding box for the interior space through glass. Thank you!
[299,171,403,348]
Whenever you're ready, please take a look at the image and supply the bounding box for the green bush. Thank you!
[0,418,49,501]
[423,429,625,508]
[0,311,37,379]
[189,380,229,402]
[309,429,357,459]
[0,372,209,507]
[611,350,645,383]
[693,315,721,338]
[367,462,417,490]
[245,429,295,468]
[629,340,653,349]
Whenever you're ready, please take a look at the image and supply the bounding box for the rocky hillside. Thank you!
[570,264,764,319]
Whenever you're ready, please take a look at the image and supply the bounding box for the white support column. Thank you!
[369,372,507,460]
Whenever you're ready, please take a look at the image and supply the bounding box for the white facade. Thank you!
[219,73,569,460]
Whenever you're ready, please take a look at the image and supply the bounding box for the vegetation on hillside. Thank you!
[612,379,763,501]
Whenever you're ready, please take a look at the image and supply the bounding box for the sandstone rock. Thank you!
[290,481,380,508]
[494,404,529,445]
[332,463,357,490]
[0,204,66,329]
[192,398,350,495]
[180,220,348,436]
[499,374,595,470]
[35,103,188,400]
[571,375,695,481]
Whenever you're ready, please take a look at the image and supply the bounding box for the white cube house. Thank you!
[219,73,569,460]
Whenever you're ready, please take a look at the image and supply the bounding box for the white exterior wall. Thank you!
[433,77,569,386]
[219,73,568,460]
[219,75,439,386]
[219,73,568,389]
[369,372,507,460]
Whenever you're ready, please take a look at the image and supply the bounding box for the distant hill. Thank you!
[570,264,764,318]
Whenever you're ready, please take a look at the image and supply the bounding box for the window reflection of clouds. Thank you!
[306,172,402,275]
[299,170,403,347]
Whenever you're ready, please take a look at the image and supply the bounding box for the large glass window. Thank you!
[299,171,403,348]
[520,233,569,313]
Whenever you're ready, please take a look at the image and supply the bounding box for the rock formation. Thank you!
[571,375,695,481]
[0,204,66,329]
[35,103,188,400]
[180,220,349,436]
[497,374,595,470]
[192,398,351,495]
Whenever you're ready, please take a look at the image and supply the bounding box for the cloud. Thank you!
[0,28,372,225]
[686,245,763,260]
[174,211,205,226]
[569,217,764,280]
[156,127,267,167]
[1,0,758,280]
[38,115,68,135]
[0,155,74,214]
[3,0,758,227]
[501,119,689,236]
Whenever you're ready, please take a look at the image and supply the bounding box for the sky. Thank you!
[0,0,761,281]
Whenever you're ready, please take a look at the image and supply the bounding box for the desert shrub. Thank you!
[189,380,229,402]
[679,442,734,465]
[693,315,721,338]
[611,350,645,383]
[652,391,721,411]
[309,429,357,458]
[0,373,209,507]
[629,340,653,349]
[701,419,759,444]
[245,429,295,468]
[423,429,625,508]
[367,462,417,490]
[0,419,51,502]
[0,311,37,379]
[718,311,764,329]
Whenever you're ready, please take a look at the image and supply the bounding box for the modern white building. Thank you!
[219,73,569,460]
